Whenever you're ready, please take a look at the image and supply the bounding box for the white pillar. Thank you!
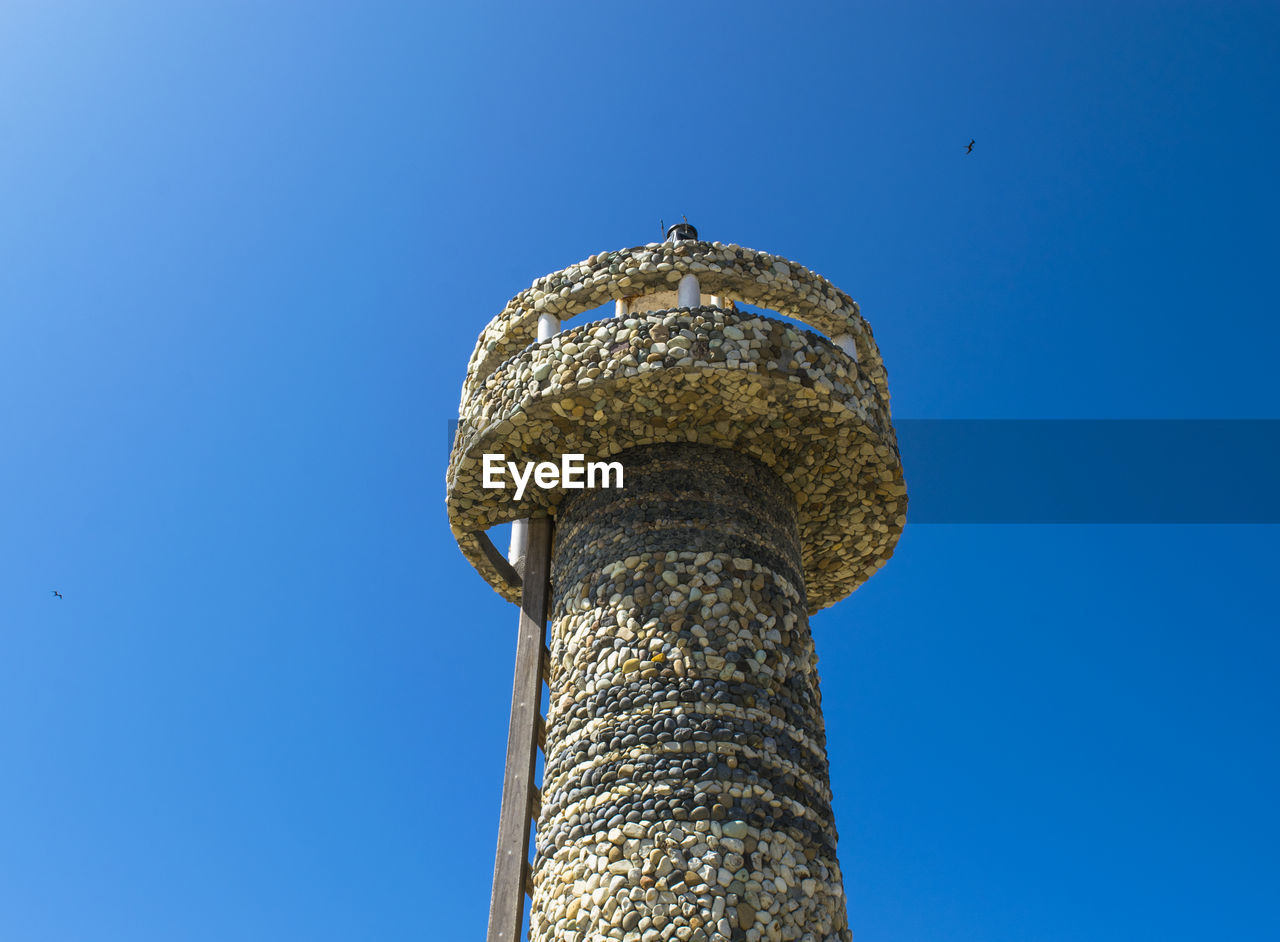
[677,274,700,308]
[537,313,560,341]
[709,295,722,307]
[832,333,859,363]
[508,518,529,566]
[615,299,627,318]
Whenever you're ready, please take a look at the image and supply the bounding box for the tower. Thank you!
[448,226,906,942]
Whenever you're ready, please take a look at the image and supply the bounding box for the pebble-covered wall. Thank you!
[532,444,851,942]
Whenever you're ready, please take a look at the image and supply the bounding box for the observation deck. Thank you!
[446,239,906,614]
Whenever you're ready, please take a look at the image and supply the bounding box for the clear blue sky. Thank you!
[2,2,1277,940]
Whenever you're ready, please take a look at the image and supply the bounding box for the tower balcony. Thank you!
[447,241,906,614]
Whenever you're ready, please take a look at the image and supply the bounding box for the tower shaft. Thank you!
[533,444,849,942]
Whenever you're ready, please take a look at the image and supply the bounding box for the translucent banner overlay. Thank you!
[447,420,1280,523]
[897,420,1280,523]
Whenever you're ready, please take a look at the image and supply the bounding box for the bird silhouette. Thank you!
[51,590,63,599]
[965,140,975,154]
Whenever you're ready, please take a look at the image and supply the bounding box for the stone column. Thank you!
[448,236,906,942]
[530,444,851,942]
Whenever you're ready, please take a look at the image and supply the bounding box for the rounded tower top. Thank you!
[447,239,906,613]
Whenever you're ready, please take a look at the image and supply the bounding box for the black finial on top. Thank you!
[665,219,698,242]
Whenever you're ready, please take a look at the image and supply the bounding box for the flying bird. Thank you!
[51,590,63,599]
[965,139,975,154]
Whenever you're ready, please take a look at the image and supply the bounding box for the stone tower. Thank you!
[448,227,905,942]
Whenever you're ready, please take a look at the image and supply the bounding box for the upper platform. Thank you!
[447,241,906,613]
